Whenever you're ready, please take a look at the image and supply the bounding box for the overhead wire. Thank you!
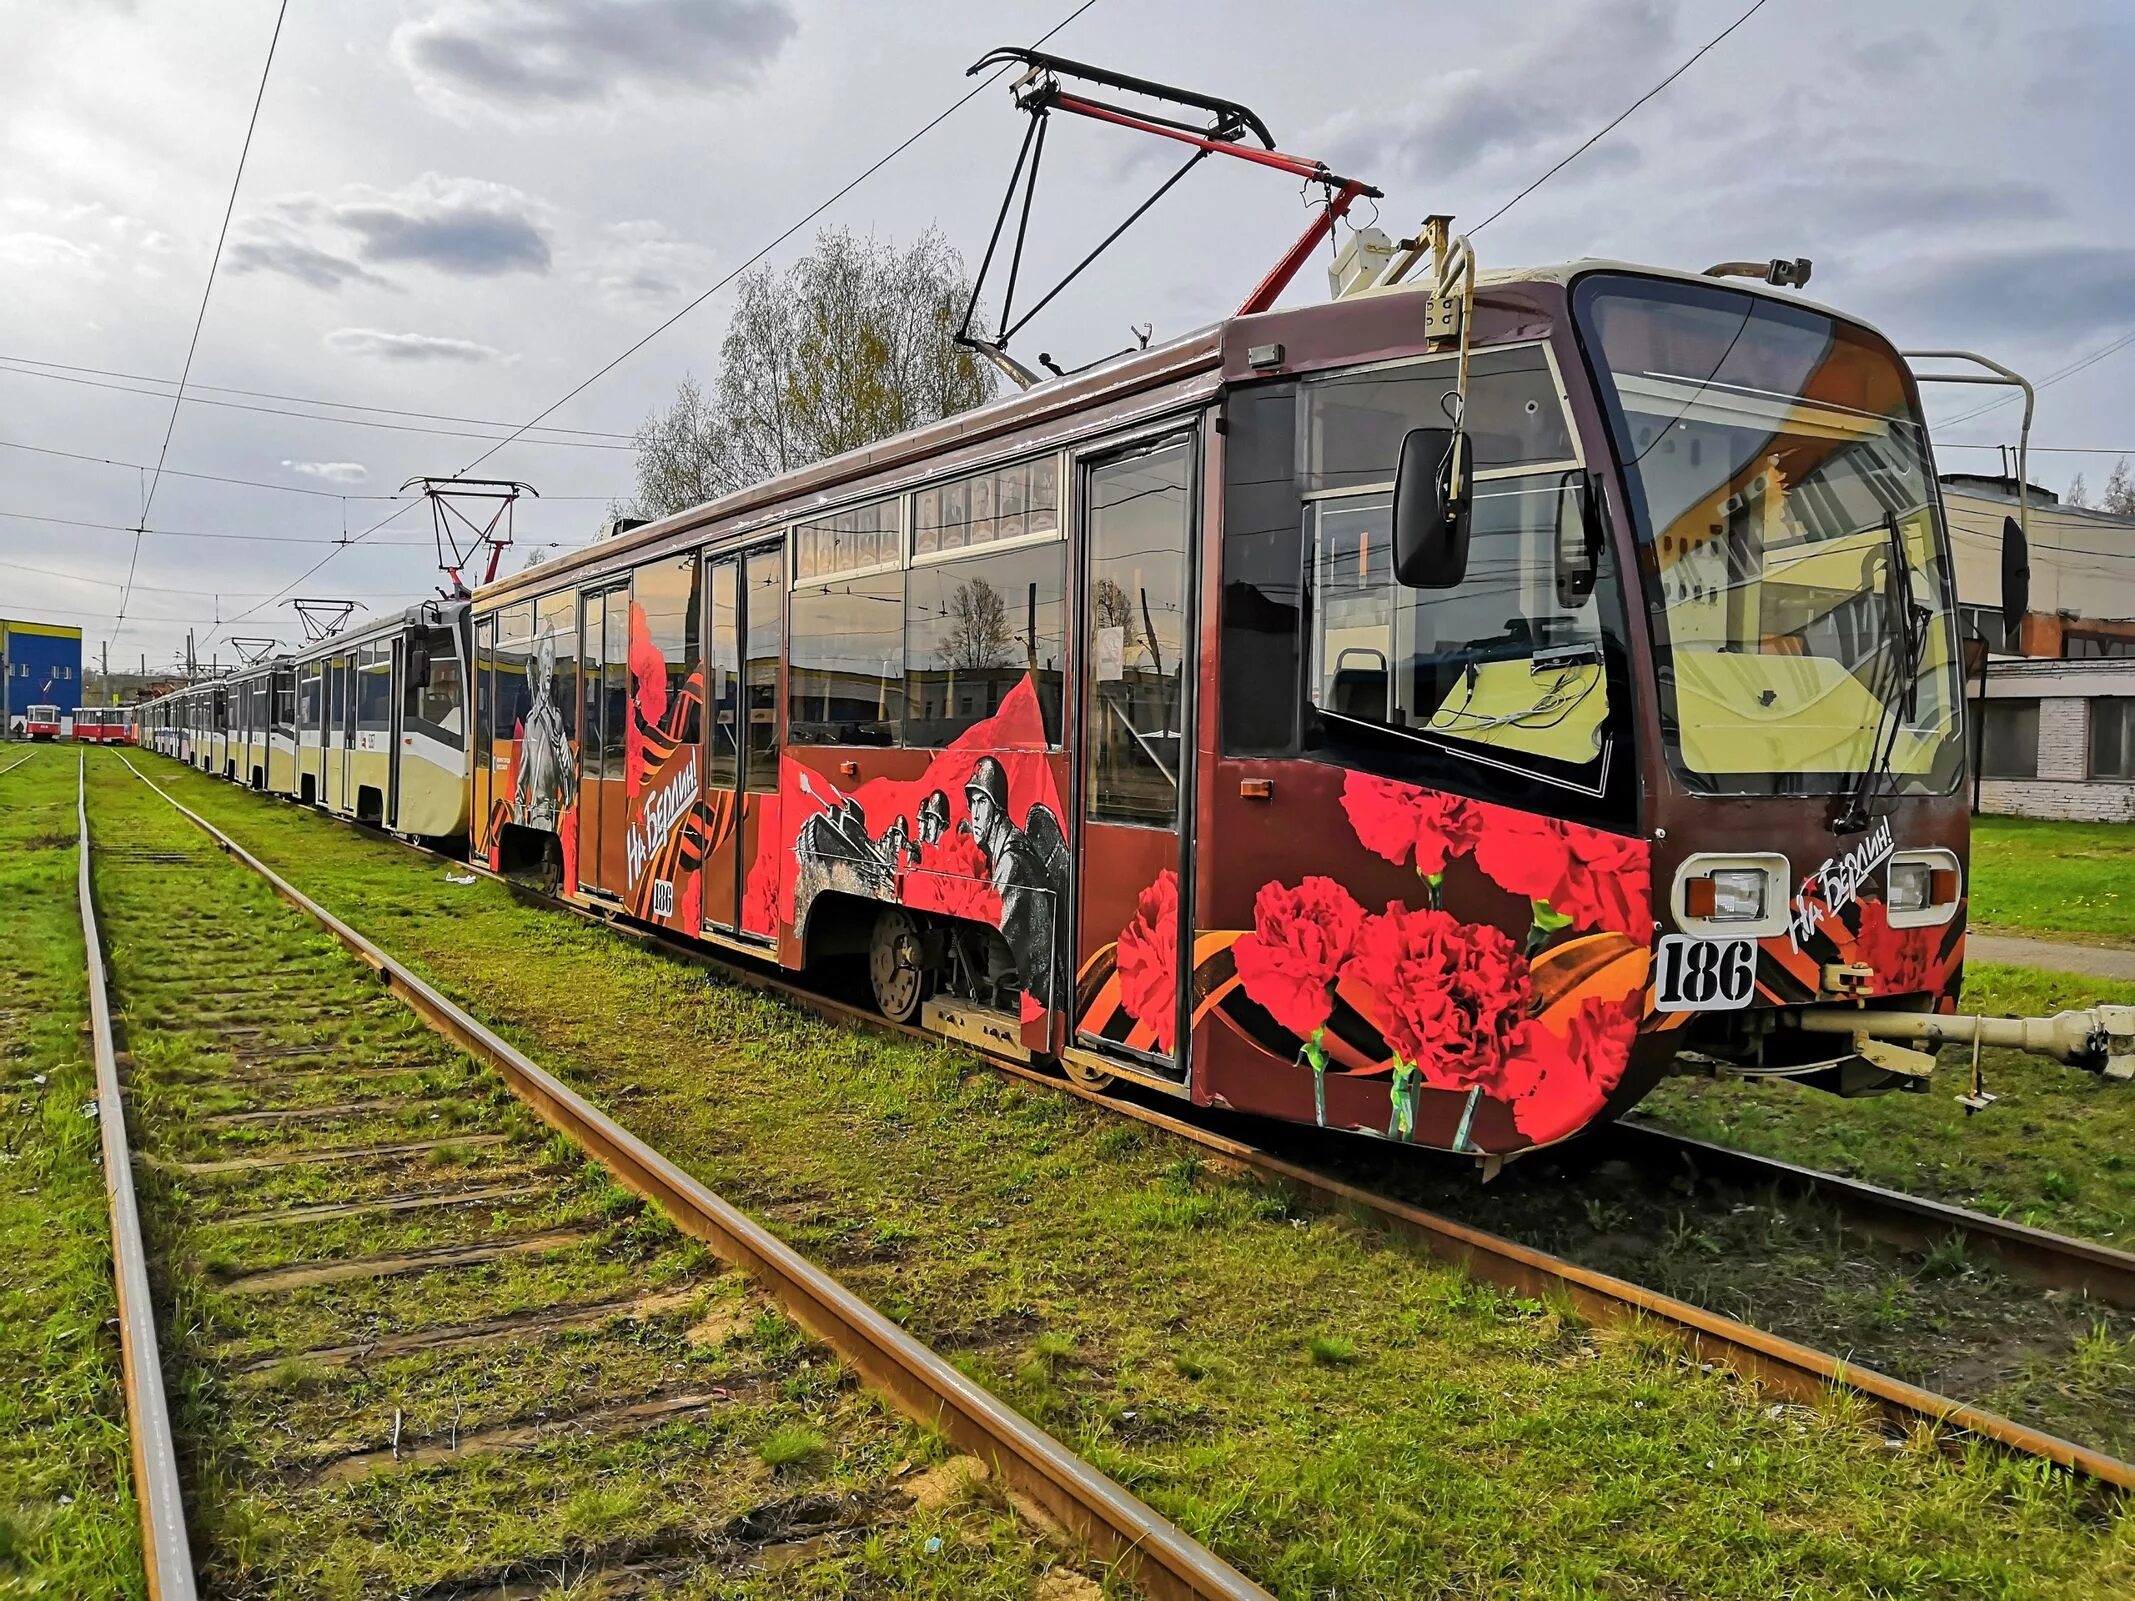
[210,0,1101,647]
[116,0,289,650]
[0,354,634,439]
[0,435,621,500]
[1932,327,2135,429]
[0,362,634,450]
[1471,0,1773,234]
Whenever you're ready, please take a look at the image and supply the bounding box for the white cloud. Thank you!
[323,328,505,362]
[578,218,717,310]
[392,0,798,124]
[281,460,371,484]
[229,173,552,291]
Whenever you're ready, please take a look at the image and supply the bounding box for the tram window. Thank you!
[793,496,899,583]
[273,673,294,733]
[904,541,1064,746]
[789,569,901,746]
[494,601,535,741]
[706,561,739,789]
[298,668,320,731]
[473,618,495,769]
[328,658,349,742]
[357,645,393,732]
[631,558,698,745]
[1308,474,1618,769]
[1086,442,1192,826]
[743,547,783,791]
[913,456,1059,558]
[416,632,464,734]
[1220,382,1303,754]
[1305,344,1574,493]
[602,588,630,792]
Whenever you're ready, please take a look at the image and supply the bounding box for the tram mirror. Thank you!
[1554,472,1603,609]
[409,634,432,684]
[1392,426,1473,588]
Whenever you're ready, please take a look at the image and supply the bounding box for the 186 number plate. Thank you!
[1653,935,1755,1012]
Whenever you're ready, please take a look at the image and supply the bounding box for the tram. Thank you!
[135,600,471,842]
[134,52,2132,1162]
[72,708,129,745]
[22,704,64,741]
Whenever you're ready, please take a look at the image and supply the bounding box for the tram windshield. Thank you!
[1575,272,1964,797]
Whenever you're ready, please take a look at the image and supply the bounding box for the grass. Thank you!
[72,758,1086,1599]
[1645,962,2135,1245]
[1971,815,2135,944]
[120,750,2135,1599]
[0,755,142,1598]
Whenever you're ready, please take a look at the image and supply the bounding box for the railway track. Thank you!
[0,749,37,778]
[320,786,2135,1493]
[89,754,1263,1600]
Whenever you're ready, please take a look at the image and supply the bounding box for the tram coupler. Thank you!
[1784,1007,2135,1080]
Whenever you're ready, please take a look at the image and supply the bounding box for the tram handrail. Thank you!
[77,753,198,1600]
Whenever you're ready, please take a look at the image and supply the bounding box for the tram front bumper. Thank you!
[1784,1006,2135,1080]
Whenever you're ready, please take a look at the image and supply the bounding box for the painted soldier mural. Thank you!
[515,627,575,831]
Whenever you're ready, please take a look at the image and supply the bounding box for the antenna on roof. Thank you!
[402,476,539,595]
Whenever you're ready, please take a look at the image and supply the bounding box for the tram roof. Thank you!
[477,254,1888,609]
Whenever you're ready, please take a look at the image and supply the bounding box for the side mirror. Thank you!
[409,635,432,685]
[1392,426,1473,588]
[1554,472,1603,608]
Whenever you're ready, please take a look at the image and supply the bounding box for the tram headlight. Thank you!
[1887,861,1932,913]
[1684,867,1768,922]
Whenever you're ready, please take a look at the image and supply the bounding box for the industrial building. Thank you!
[1945,473,2135,820]
[1,617,84,738]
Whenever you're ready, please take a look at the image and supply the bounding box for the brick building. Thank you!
[1945,474,2135,819]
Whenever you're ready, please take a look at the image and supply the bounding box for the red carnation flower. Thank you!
[1473,810,1649,937]
[1233,876,1367,1040]
[1495,995,1641,1143]
[1340,771,1481,876]
[1343,902,1532,1090]
[1115,869,1181,1053]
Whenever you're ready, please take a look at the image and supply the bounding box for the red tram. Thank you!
[73,708,129,745]
[23,704,64,742]
[130,53,2122,1162]
[460,52,2122,1164]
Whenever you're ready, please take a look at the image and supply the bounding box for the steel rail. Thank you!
[1599,1118,2135,1310]
[113,755,1269,1601]
[128,754,2135,1492]
[77,754,199,1600]
[0,750,36,777]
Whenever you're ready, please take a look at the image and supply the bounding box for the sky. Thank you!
[1,0,2129,676]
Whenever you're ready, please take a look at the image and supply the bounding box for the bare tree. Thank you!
[625,374,734,520]
[626,228,995,520]
[2103,456,2135,517]
[942,577,1012,669]
[2067,472,2091,509]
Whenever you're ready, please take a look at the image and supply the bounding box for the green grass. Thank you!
[0,756,143,1598]
[74,758,1085,1599]
[121,751,2135,1599]
[1646,962,2135,1245]
[1971,815,2135,944]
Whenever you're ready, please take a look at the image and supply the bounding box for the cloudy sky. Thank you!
[2,0,2129,673]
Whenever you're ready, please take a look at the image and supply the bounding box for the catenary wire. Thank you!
[1932,327,2135,429]
[1471,0,1774,234]
[0,354,633,440]
[0,436,621,501]
[0,362,635,450]
[118,0,289,648]
[211,0,1101,648]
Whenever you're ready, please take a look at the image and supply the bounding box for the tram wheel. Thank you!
[868,907,931,1024]
[1063,1057,1117,1094]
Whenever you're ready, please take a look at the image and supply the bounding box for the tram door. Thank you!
[1072,433,1196,1079]
[699,542,782,939]
[387,639,405,829]
[576,582,630,898]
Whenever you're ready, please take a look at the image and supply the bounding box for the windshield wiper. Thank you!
[1833,513,1929,835]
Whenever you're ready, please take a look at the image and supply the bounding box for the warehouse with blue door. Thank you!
[2,617,84,737]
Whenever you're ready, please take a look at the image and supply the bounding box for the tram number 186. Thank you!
[1653,935,1755,1012]
[650,880,674,918]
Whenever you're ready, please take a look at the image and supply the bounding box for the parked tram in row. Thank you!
[130,48,2134,1160]
[22,704,64,741]
[72,708,130,745]
[136,601,470,842]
